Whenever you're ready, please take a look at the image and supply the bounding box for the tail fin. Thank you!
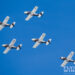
[38,11,44,18]
[74,61,75,64]
[10,22,16,28]
[16,44,22,50]
[46,39,52,45]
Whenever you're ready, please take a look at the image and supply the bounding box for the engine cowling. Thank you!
[32,38,38,42]
[24,11,30,14]
[2,44,8,47]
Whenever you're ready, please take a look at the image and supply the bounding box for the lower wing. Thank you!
[0,25,4,30]
[3,47,11,54]
[33,42,40,48]
[9,39,16,46]
[61,60,68,67]
[25,14,33,21]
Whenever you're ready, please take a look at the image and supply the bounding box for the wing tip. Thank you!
[6,16,10,18]
[35,6,38,8]
[3,51,7,54]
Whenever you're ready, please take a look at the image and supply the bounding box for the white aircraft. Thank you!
[0,16,16,30]
[24,6,44,21]
[60,51,75,67]
[32,33,52,48]
[2,39,22,54]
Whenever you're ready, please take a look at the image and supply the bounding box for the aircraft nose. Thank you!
[32,38,34,41]
[60,57,64,59]
[24,11,28,14]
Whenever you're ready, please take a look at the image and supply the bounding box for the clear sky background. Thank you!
[0,0,75,75]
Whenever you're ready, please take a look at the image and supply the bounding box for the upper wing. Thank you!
[31,6,38,14]
[67,51,74,60]
[9,39,16,46]
[33,42,40,48]
[3,47,11,54]
[39,33,46,41]
[3,16,10,24]
[61,60,68,67]
[25,6,38,21]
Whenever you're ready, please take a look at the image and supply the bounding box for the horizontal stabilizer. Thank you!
[16,44,22,50]
[74,61,75,64]
[46,39,52,45]
[38,11,44,18]
[10,22,16,28]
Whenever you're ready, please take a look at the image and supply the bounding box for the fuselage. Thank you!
[32,38,46,43]
[60,57,75,62]
[2,44,16,49]
[24,11,38,16]
[0,22,10,27]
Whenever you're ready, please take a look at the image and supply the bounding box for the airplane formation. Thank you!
[0,6,75,68]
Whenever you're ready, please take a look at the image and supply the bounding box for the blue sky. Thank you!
[0,0,75,75]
